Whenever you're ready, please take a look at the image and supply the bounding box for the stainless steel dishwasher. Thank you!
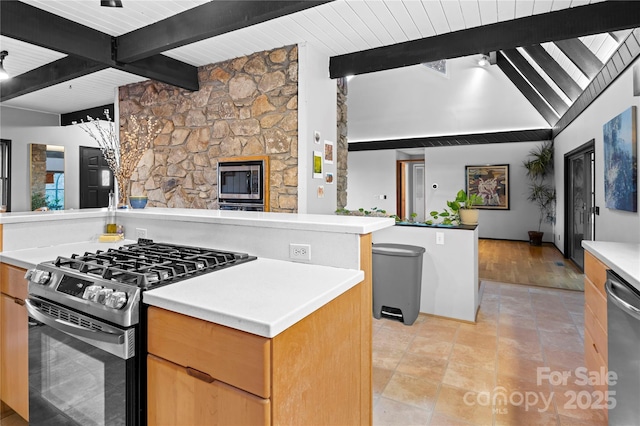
[606,269,640,425]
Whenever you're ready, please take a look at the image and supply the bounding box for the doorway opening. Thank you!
[396,159,425,221]
[0,139,11,212]
[564,140,596,271]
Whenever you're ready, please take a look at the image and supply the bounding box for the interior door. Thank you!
[79,147,113,208]
[566,141,595,270]
[412,163,425,222]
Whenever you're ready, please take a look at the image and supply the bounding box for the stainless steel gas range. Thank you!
[25,239,256,426]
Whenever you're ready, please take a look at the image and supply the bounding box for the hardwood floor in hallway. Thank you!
[479,239,584,291]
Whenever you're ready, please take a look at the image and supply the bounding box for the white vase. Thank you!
[459,209,479,225]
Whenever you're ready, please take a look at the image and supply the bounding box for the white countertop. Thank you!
[0,207,394,235]
[143,258,363,338]
[582,241,640,290]
[0,239,364,338]
[0,208,105,224]
[0,239,135,270]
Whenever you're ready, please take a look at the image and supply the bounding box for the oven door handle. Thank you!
[25,299,125,345]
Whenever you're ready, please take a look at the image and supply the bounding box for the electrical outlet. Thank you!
[436,232,445,245]
[135,228,147,239]
[289,243,311,261]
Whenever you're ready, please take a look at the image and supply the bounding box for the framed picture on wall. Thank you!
[324,140,334,164]
[313,151,323,179]
[465,164,510,210]
[603,106,637,212]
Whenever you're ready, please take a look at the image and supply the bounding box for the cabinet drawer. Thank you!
[147,307,270,398]
[585,276,607,332]
[585,251,608,298]
[584,328,608,397]
[1,264,27,300]
[584,303,608,363]
[148,355,270,426]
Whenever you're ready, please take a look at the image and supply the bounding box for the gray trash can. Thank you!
[372,243,425,325]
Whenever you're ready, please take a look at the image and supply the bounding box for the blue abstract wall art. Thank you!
[603,106,637,212]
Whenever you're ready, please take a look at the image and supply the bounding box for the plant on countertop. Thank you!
[523,141,556,245]
[335,207,389,217]
[455,189,484,209]
[423,189,483,226]
[453,189,483,225]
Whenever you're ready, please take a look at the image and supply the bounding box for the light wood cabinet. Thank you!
[584,251,608,415]
[0,263,29,421]
[148,281,368,425]
[147,354,269,426]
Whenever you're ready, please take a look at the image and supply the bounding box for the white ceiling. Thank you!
[0,0,621,115]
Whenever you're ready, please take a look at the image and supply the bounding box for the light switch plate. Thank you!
[436,232,445,245]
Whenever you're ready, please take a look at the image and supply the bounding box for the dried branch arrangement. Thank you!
[78,109,162,204]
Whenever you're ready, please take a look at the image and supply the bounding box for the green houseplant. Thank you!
[523,141,556,246]
[454,189,483,225]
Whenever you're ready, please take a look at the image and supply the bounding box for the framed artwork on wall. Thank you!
[603,106,637,212]
[324,140,334,164]
[465,164,510,210]
[313,151,323,179]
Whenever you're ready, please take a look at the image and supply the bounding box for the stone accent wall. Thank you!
[30,144,47,208]
[119,45,299,212]
[336,78,348,209]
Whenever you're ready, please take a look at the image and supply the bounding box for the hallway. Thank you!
[478,239,584,291]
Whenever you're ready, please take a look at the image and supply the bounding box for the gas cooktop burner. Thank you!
[53,239,255,289]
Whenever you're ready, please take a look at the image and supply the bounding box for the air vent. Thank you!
[37,301,105,332]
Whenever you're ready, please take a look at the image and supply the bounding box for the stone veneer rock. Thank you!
[119,45,299,212]
[336,78,348,210]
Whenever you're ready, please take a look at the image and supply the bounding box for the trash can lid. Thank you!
[372,243,426,257]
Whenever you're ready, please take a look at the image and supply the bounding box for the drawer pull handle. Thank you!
[187,367,214,383]
[14,298,25,306]
[593,343,599,353]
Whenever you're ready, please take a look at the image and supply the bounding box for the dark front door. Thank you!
[79,147,113,208]
[565,140,595,270]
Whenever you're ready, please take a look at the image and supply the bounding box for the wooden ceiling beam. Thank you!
[348,129,552,151]
[116,1,333,63]
[496,53,558,126]
[330,1,640,78]
[0,56,108,102]
[0,0,198,92]
[555,39,604,79]
[522,45,583,101]
[501,48,569,116]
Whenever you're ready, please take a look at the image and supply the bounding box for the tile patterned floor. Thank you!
[3,281,604,426]
[373,281,607,426]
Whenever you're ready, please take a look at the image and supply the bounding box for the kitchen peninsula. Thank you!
[374,222,479,322]
[0,208,393,424]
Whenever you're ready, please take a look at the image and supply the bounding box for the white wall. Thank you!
[346,150,397,214]
[347,141,554,241]
[298,42,338,214]
[424,142,553,241]
[347,56,548,142]
[554,58,640,249]
[0,105,101,212]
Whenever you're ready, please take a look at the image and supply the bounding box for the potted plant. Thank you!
[454,189,483,225]
[523,141,555,246]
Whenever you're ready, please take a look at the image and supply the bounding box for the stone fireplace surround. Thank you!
[120,45,299,212]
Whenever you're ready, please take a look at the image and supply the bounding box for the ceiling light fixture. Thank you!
[101,0,123,7]
[478,55,490,67]
[0,51,9,81]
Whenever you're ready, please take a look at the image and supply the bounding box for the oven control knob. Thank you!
[28,270,51,285]
[105,291,128,309]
